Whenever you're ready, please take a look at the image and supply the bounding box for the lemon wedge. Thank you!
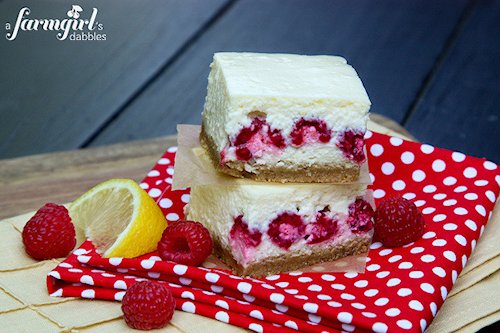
[68,179,167,258]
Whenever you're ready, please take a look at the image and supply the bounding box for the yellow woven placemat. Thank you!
[1,204,498,332]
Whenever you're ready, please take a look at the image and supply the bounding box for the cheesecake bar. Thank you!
[186,182,374,277]
[201,52,371,183]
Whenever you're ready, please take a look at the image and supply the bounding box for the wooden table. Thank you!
[1,0,499,163]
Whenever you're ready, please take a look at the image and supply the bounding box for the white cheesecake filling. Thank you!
[202,52,371,163]
[186,182,371,267]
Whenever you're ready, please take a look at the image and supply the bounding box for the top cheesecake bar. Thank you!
[200,52,371,183]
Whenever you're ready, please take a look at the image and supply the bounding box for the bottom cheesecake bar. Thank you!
[186,182,374,277]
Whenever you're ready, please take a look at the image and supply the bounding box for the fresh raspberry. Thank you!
[347,198,375,234]
[22,203,76,260]
[374,197,425,247]
[122,281,175,330]
[230,215,262,248]
[267,212,305,249]
[305,212,338,244]
[158,220,213,266]
[336,130,366,163]
[290,118,332,146]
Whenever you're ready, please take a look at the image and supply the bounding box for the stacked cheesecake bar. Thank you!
[187,53,374,277]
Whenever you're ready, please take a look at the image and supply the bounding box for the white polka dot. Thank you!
[423,231,435,239]
[432,239,447,247]
[173,264,188,275]
[341,293,355,300]
[158,157,171,165]
[401,151,415,164]
[139,182,149,189]
[181,302,196,313]
[362,312,376,318]
[454,186,467,193]
[385,308,400,317]
[370,173,375,183]
[388,255,402,263]
[432,267,446,278]
[432,214,446,222]
[317,294,332,300]
[179,277,192,285]
[370,144,384,157]
[249,323,263,333]
[374,298,389,306]
[444,250,457,262]
[444,223,457,230]
[465,219,478,231]
[364,289,379,297]
[455,234,467,246]
[441,286,448,300]
[390,137,403,146]
[421,254,435,263]
[423,185,437,193]
[284,320,298,330]
[397,319,413,329]
[372,322,388,333]
[159,198,173,208]
[337,312,353,324]
[237,282,252,294]
[430,302,438,316]
[327,301,341,307]
[284,289,298,295]
[392,180,406,191]
[472,239,477,250]
[486,191,496,203]
[341,323,354,332]
[308,284,322,292]
[398,262,413,269]
[408,300,424,311]
[298,276,313,283]
[379,249,392,256]
[376,271,390,278]
[303,302,319,314]
[409,271,424,279]
[476,205,486,216]
[381,162,395,175]
[421,283,435,294]
[321,274,335,281]
[215,311,229,323]
[370,242,383,250]
[367,264,380,271]
[463,167,477,178]
[462,254,468,268]
[452,270,458,283]
[443,199,457,206]
[397,288,412,297]
[180,194,190,203]
[484,160,497,170]
[148,188,162,198]
[464,193,478,200]
[181,291,195,300]
[166,213,179,221]
[412,170,426,182]
[275,282,289,288]
[475,180,489,186]
[373,189,386,199]
[422,207,436,214]
[114,291,125,301]
[410,247,425,254]
[275,304,288,313]
[354,280,368,288]
[403,192,417,200]
[270,293,285,304]
[81,289,95,299]
[352,302,366,309]
[454,207,468,215]
[331,284,346,290]
[432,159,446,172]
[250,310,263,320]
[443,176,457,186]
[140,259,155,269]
[433,193,447,200]
[386,278,401,287]
[364,130,373,139]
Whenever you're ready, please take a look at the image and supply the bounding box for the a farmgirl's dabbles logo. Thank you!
[5,5,106,41]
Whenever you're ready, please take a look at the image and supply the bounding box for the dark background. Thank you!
[0,0,499,163]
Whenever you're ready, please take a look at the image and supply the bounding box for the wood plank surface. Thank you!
[0,0,229,159]
[405,0,500,163]
[88,0,467,147]
[0,115,409,220]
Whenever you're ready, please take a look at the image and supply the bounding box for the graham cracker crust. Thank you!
[200,125,360,183]
[212,235,371,278]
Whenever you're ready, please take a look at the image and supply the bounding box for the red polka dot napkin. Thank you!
[47,131,499,333]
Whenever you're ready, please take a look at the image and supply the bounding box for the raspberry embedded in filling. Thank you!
[267,212,305,249]
[336,130,366,164]
[229,215,262,248]
[305,212,339,244]
[290,118,332,147]
[232,117,285,161]
[347,198,374,234]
